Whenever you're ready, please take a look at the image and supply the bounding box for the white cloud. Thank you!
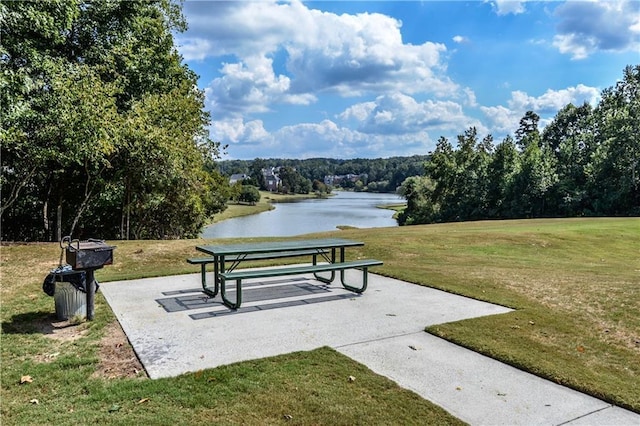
[206,55,316,118]
[178,37,213,61]
[273,120,434,159]
[339,92,483,135]
[480,105,521,134]
[552,0,640,59]
[452,35,468,44]
[339,102,377,122]
[213,91,489,159]
[508,84,601,112]
[463,87,478,107]
[487,0,528,15]
[481,84,601,135]
[179,0,456,118]
[211,118,270,144]
[285,11,453,97]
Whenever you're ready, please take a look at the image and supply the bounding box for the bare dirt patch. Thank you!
[92,321,147,379]
[30,316,90,341]
[34,318,146,378]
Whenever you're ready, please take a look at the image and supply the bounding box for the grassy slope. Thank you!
[357,218,639,411]
[1,217,638,423]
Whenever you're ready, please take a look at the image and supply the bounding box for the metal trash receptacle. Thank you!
[43,266,87,321]
[54,281,87,320]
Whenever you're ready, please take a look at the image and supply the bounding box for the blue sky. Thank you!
[176,0,640,160]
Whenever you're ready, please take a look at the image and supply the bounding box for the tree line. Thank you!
[398,65,639,225]
[219,155,429,193]
[1,0,227,241]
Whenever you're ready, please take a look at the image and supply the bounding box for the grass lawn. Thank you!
[1,217,638,424]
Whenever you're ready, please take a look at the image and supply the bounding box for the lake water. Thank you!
[201,191,404,238]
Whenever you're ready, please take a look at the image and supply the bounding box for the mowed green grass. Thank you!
[1,217,638,424]
[358,218,640,412]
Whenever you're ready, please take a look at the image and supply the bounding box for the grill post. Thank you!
[86,269,96,321]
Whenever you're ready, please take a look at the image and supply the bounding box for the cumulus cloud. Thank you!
[452,35,470,44]
[285,12,452,97]
[552,0,640,59]
[487,0,528,15]
[463,87,478,107]
[212,92,486,159]
[179,0,456,119]
[214,117,421,159]
[481,84,601,134]
[480,105,522,134]
[338,92,482,135]
[210,118,271,145]
[206,55,316,118]
[508,84,600,113]
[273,120,435,159]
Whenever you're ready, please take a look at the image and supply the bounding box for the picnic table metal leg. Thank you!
[313,247,336,283]
[200,256,220,297]
[340,267,369,293]
[200,264,219,298]
[338,248,369,293]
[220,277,242,309]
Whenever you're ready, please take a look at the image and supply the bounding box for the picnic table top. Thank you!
[196,238,364,256]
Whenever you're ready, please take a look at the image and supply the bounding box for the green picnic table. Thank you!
[188,238,383,309]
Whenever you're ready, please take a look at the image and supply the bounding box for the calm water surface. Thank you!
[201,191,404,238]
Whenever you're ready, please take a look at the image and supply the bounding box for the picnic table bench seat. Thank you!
[219,259,383,309]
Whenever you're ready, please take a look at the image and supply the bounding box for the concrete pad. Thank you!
[100,271,640,425]
[100,271,511,379]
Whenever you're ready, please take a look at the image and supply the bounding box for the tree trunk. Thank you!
[43,181,53,241]
[56,200,63,242]
[126,189,131,240]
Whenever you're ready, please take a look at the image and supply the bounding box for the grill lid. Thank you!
[67,240,114,252]
[62,237,116,270]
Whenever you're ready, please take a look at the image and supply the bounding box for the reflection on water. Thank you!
[201,191,404,238]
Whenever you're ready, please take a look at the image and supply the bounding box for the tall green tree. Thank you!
[397,176,437,225]
[589,65,640,215]
[1,1,86,239]
[398,66,638,225]
[515,110,541,150]
[1,0,223,240]
[542,103,595,215]
[250,158,268,190]
[486,136,520,218]
[423,136,455,215]
[510,140,558,217]
[278,166,311,194]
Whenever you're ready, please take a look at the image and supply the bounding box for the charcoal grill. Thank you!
[65,239,115,270]
[62,237,116,320]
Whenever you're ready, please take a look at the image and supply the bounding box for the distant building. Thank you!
[262,167,281,192]
[324,173,366,186]
[229,173,249,184]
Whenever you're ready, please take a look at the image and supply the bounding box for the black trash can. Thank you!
[43,267,87,320]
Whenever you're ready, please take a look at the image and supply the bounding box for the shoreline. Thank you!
[209,191,330,224]
[209,190,404,225]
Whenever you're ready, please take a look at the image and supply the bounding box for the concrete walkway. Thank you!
[100,271,639,425]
